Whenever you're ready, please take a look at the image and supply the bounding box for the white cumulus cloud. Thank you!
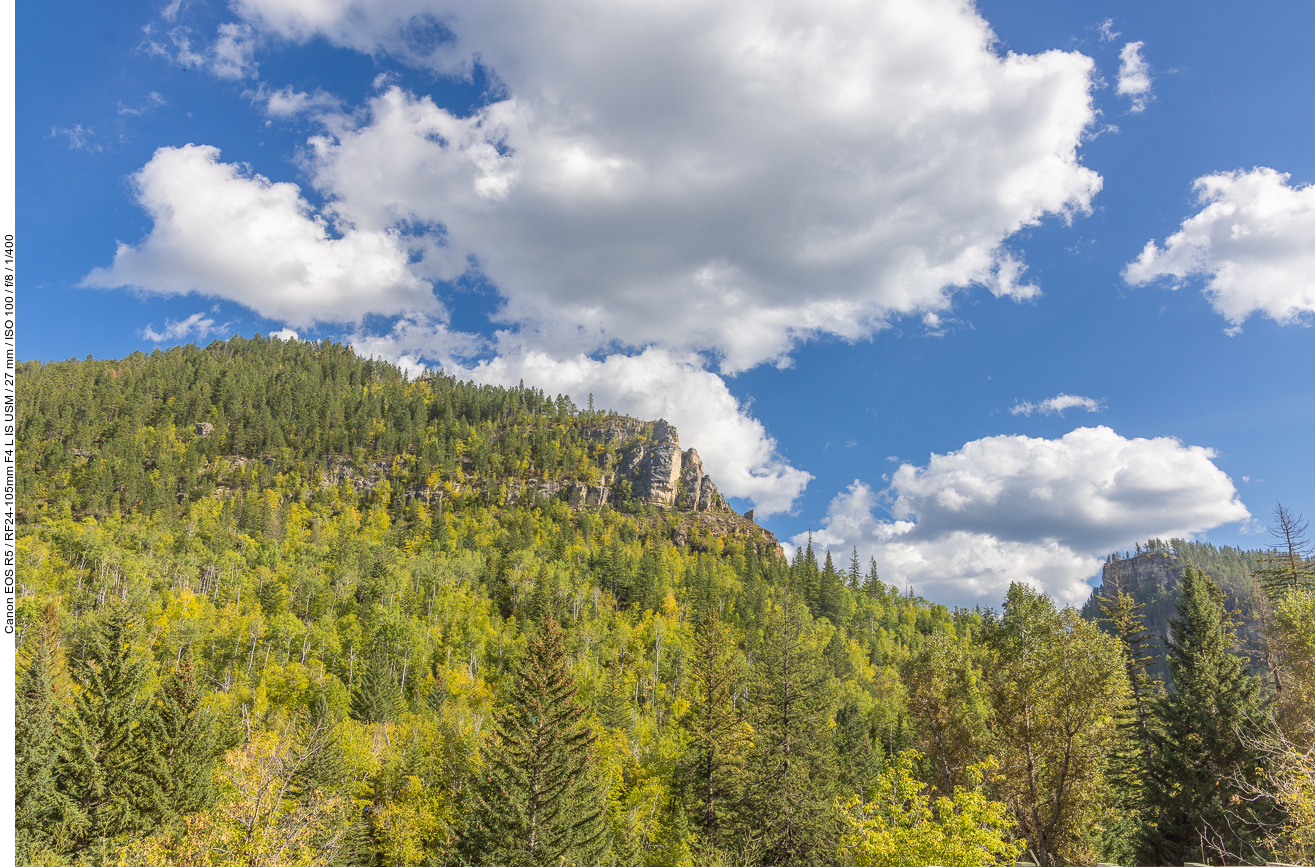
[1116,41,1152,113]
[1009,393,1104,416]
[81,144,440,327]
[1124,167,1315,330]
[201,0,1103,371]
[798,426,1249,607]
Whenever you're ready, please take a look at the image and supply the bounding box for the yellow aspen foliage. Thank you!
[837,752,1022,867]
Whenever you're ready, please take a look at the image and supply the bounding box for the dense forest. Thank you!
[13,338,1315,866]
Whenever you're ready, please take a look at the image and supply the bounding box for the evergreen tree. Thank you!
[792,535,821,614]
[744,591,838,865]
[15,602,75,865]
[1142,565,1274,864]
[818,551,843,623]
[847,548,861,592]
[1095,580,1163,865]
[148,646,221,820]
[349,646,406,724]
[460,615,609,866]
[862,557,882,599]
[1097,580,1160,777]
[682,609,749,851]
[56,601,167,862]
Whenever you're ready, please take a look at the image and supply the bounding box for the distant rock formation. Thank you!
[614,419,684,507]
[598,418,732,514]
[1099,548,1184,596]
[677,449,726,512]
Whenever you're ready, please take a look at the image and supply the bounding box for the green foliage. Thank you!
[18,341,1302,866]
[681,609,750,852]
[56,601,168,862]
[744,592,839,865]
[149,647,223,820]
[1143,565,1273,864]
[461,615,609,866]
[349,646,406,724]
[901,630,990,799]
[836,752,1022,867]
[982,584,1129,867]
[16,603,75,866]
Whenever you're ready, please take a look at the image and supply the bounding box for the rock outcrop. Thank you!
[677,449,727,512]
[596,418,731,514]
[1099,549,1184,595]
[614,419,684,507]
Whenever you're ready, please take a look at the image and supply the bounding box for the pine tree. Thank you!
[792,534,821,614]
[15,602,75,865]
[818,551,843,624]
[1142,565,1273,864]
[1096,579,1162,865]
[683,609,749,851]
[1097,579,1160,768]
[461,615,609,866]
[862,557,882,599]
[148,646,221,820]
[350,645,407,723]
[847,547,861,592]
[56,601,167,862]
[744,591,838,865]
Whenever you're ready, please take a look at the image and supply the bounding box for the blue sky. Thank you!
[19,0,1315,607]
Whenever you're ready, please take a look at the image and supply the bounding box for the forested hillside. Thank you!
[14,338,1315,867]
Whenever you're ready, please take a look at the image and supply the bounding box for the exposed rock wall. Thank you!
[1099,550,1184,595]
[615,419,684,507]
[677,449,727,512]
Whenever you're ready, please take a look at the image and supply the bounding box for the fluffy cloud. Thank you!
[204,0,1103,371]
[81,145,439,327]
[1009,393,1104,416]
[1116,41,1152,113]
[353,328,812,515]
[798,427,1249,607]
[1125,167,1315,329]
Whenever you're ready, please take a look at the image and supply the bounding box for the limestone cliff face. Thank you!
[1099,550,1184,595]
[602,420,731,514]
[615,419,684,508]
[677,449,727,512]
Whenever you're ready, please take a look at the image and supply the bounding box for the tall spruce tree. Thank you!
[15,602,75,865]
[1098,579,1160,770]
[682,609,749,852]
[818,551,843,623]
[56,601,167,863]
[148,646,221,820]
[1142,565,1273,864]
[460,615,609,866]
[792,535,821,614]
[1096,580,1162,865]
[862,557,882,599]
[744,591,838,865]
[350,645,407,723]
